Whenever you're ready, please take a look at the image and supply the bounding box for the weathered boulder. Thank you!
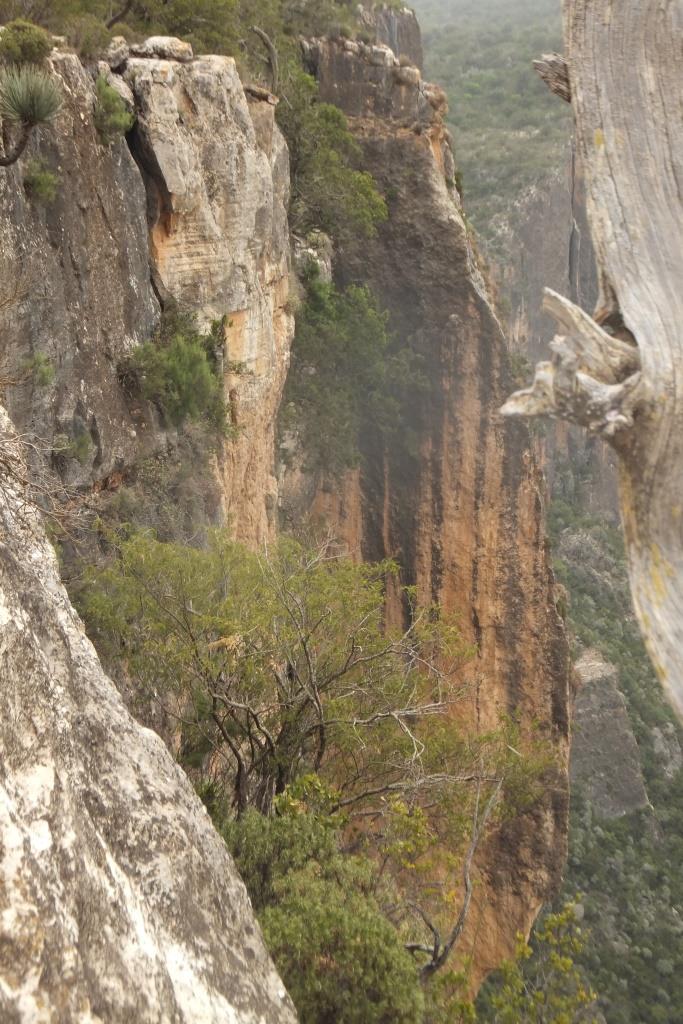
[131,36,194,63]
[0,409,297,1023]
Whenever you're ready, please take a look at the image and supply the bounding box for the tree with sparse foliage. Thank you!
[477,903,599,1023]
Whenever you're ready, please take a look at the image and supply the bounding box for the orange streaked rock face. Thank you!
[297,32,572,989]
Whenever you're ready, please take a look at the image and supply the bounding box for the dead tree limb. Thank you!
[250,27,279,96]
[503,0,683,718]
[106,1,135,30]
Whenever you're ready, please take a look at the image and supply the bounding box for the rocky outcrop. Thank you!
[0,52,159,491]
[0,410,296,1023]
[299,36,572,988]
[0,47,293,544]
[125,52,294,544]
[570,650,650,819]
[359,3,423,68]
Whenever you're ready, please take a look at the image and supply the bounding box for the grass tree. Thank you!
[0,65,61,166]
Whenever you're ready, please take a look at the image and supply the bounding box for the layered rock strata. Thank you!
[0,410,296,1023]
[300,35,572,986]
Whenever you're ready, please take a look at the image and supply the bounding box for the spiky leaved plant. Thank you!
[0,66,61,167]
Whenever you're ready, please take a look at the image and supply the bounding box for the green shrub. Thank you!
[53,428,92,465]
[23,157,59,202]
[0,65,61,126]
[66,15,111,62]
[128,313,226,431]
[280,265,390,475]
[281,264,426,476]
[93,74,134,144]
[0,19,52,65]
[277,66,387,243]
[226,809,424,1024]
[23,352,54,384]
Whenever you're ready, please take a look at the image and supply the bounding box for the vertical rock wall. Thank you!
[125,53,293,543]
[0,47,294,544]
[303,33,572,987]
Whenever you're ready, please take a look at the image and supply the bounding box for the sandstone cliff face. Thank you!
[359,3,424,68]
[0,45,293,544]
[0,411,296,1024]
[302,33,572,986]
[125,52,293,542]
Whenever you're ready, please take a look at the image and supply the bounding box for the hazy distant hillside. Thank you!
[411,0,571,254]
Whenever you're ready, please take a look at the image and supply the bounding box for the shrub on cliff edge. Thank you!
[93,74,133,144]
[0,19,52,65]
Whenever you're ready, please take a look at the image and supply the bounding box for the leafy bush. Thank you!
[0,18,52,65]
[278,66,387,242]
[281,264,426,476]
[53,428,92,465]
[93,74,133,144]
[127,314,226,431]
[477,903,598,1022]
[0,64,61,126]
[23,157,59,202]
[281,265,390,475]
[23,351,54,384]
[226,807,424,1024]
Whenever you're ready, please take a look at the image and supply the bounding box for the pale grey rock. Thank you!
[571,650,651,818]
[652,723,683,780]
[0,408,297,1023]
[358,4,423,68]
[131,36,194,63]
[126,54,294,544]
[0,52,160,491]
[104,35,130,69]
[369,44,395,68]
[394,64,421,87]
[293,230,333,282]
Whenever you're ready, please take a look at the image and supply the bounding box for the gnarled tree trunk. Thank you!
[503,0,683,717]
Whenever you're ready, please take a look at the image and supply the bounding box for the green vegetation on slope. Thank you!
[547,487,683,1024]
[77,526,551,1022]
[411,0,571,256]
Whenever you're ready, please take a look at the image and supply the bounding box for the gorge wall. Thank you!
[0,5,571,1008]
[297,30,572,985]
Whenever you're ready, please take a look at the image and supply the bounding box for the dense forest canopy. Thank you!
[411,0,571,254]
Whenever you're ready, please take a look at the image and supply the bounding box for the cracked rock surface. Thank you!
[0,410,297,1023]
